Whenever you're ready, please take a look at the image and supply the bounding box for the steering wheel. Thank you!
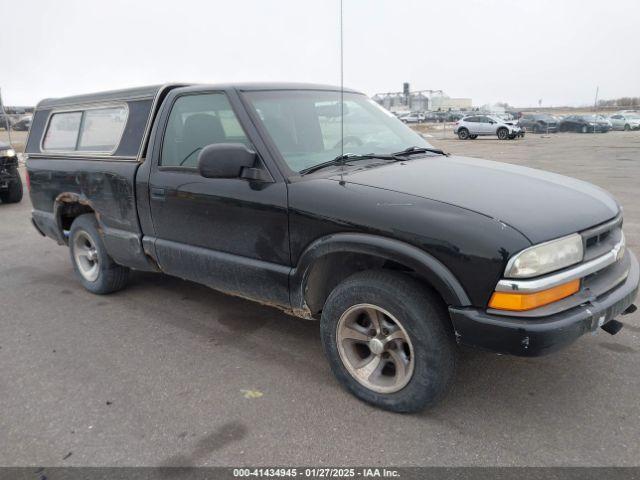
[333,136,364,150]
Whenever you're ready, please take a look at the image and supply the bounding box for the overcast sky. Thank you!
[2,0,638,107]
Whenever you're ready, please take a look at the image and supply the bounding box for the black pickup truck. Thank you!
[26,84,638,412]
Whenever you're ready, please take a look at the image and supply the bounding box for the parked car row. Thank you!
[397,111,467,124]
[0,114,33,131]
[450,110,640,139]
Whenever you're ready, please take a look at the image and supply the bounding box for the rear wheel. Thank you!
[69,214,129,294]
[497,127,509,140]
[469,134,478,139]
[320,270,456,413]
[0,168,23,203]
[457,128,469,140]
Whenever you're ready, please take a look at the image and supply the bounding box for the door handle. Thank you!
[151,187,166,201]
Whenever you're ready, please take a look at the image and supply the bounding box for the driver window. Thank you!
[161,93,251,168]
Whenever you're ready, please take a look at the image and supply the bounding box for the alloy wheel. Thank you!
[73,230,100,282]
[336,304,415,394]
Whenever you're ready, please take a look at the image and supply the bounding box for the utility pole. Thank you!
[593,86,599,133]
[0,88,12,145]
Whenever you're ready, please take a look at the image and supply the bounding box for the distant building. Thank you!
[372,91,429,112]
[3,106,34,115]
[478,103,507,114]
[372,84,472,112]
[429,96,473,111]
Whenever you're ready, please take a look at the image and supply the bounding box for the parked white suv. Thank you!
[609,113,640,131]
[454,115,524,140]
[400,112,426,124]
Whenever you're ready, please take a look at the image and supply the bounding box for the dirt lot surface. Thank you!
[1,130,639,466]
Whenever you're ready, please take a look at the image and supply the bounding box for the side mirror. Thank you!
[197,143,257,179]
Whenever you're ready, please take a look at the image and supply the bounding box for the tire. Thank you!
[320,270,456,413]
[0,169,23,203]
[469,134,478,139]
[624,124,631,131]
[457,128,469,140]
[497,127,509,140]
[68,214,130,294]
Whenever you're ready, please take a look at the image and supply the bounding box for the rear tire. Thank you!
[69,214,130,294]
[0,169,23,203]
[457,128,469,140]
[320,270,456,413]
[497,128,509,140]
[469,134,478,139]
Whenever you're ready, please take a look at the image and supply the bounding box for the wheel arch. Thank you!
[290,233,471,317]
[53,192,98,244]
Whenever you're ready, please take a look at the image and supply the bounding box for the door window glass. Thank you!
[161,93,251,167]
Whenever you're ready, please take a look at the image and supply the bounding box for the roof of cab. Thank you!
[36,84,177,109]
[36,82,361,109]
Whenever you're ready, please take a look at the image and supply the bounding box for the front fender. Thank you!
[290,233,471,311]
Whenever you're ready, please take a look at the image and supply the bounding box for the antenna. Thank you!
[339,0,344,179]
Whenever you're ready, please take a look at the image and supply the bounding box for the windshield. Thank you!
[244,90,433,173]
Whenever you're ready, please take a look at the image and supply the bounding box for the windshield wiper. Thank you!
[299,153,400,175]
[298,147,446,175]
[393,146,448,156]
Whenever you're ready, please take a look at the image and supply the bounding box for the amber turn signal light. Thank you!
[489,279,580,311]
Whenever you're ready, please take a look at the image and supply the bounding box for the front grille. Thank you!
[582,215,623,262]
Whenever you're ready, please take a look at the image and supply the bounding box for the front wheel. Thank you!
[624,124,631,131]
[69,214,130,294]
[497,128,509,140]
[469,134,478,139]
[320,270,456,413]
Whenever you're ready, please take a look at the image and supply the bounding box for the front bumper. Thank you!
[449,251,639,357]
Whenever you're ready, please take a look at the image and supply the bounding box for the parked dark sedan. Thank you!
[558,115,610,133]
[519,113,559,133]
[11,116,32,132]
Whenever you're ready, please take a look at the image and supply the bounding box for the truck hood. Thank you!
[333,155,619,244]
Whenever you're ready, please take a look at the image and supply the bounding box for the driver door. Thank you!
[147,90,291,305]
[478,116,495,134]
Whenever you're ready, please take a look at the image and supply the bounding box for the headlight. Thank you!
[0,148,15,157]
[505,233,583,278]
